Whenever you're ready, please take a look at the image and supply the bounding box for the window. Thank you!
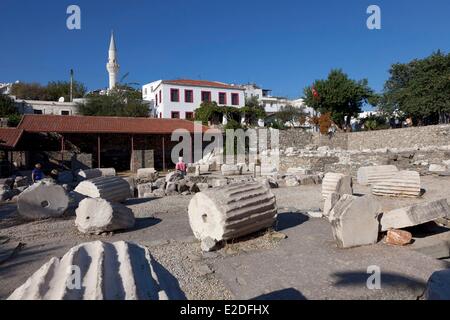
[184,90,193,103]
[34,109,43,114]
[201,91,211,102]
[155,93,158,106]
[144,88,147,95]
[171,111,180,119]
[231,93,239,105]
[159,112,162,118]
[170,89,180,102]
[185,112,194,120]
[61,110,70,115]
[218,92,227,105]
[159,90,162,103]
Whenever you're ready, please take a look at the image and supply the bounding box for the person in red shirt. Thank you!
[175,157,187,176]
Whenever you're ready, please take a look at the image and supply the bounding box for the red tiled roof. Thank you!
[162,79,244,90]
[0,128,24,148]
[17,115,211,134]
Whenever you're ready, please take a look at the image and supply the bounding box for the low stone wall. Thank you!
[279,146,450,176]
[278,124,450,151]
[347,125,450,150]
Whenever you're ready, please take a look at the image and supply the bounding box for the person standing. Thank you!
[31,163,44,183]
[175,157,187,176]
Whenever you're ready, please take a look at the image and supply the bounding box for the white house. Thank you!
[242,83,314,115]
[142,79,245,119]
[13,98,84,115]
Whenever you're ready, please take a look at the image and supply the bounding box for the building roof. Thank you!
[16,114,211,135]
[0,128,24,148]
[161,79,244,90]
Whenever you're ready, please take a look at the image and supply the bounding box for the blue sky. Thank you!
[1,0,449,106]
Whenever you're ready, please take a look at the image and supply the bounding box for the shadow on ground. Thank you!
[275,212,309,232]
[130,217,162,231]
[252,288,307,300]
[125,198,158,206]
[332,271,426,291]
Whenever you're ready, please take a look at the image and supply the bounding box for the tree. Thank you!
[11,82,49,100]
[275,104,306,127]
[78,85,149,117]
[194,102,241,125]
[11,81,86,101]
[303,69,377,130]
[380,51,450,125]
[0,94,21,127]
[241,96,266,125]
[46,81,86,101]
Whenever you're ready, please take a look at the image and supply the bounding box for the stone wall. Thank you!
[347,125,450,150]
[278,124,450,151]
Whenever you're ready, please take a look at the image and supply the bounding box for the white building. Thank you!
[142,79,245,119]
[242,83,314,115]
[13,98,83,115]
[0,83,15,95]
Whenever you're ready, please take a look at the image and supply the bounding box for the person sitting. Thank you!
[175,157,187,176]
[31,163,44,183]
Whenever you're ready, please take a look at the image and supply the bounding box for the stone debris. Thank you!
[424,269,450,300]
[74,176,131,202]
[17,180,69,220]
[429,164,447,173]
[153,177,166,189]
[196,183,209,192]
[136,168,158,183]
[98,168,116,177]
[14,176,29,188]
[329,194,381,248]
[323,192,341,218]
[137,182,153,198]
[188,182,277,251]
[196,164,210,175]
[321,172,353,200]
[123,176,136,197]
[284,176,299,187]
[75,198,135,234]
[152,188,166,197]
[210,178,228,188]
[371,170,421,198]
[76,168,103,181]
[306,210,323,218]
[286,167,313,175]
[165,182,178,195]
[221,164,242,176]
[384,229,412,246]
[7,241,185,300]
[380,199,450,231]
[165,171,184,183]
[357,165,399,186]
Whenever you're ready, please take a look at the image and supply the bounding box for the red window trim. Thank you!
[184,89,194,103]
[159,90,162,103]
[170,88,180,102]
[201,91,211,102]
[218,92,227,105]
[171,111,180,119]
[231,93,239,105]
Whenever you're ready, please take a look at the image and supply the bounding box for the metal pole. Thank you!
[61,134,65,168]
[70,69,74,102]
[131,135,135,172]
[97,135,101,168]
[162,136,166,171]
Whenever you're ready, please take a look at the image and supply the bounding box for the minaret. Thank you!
[106,31,119,90]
